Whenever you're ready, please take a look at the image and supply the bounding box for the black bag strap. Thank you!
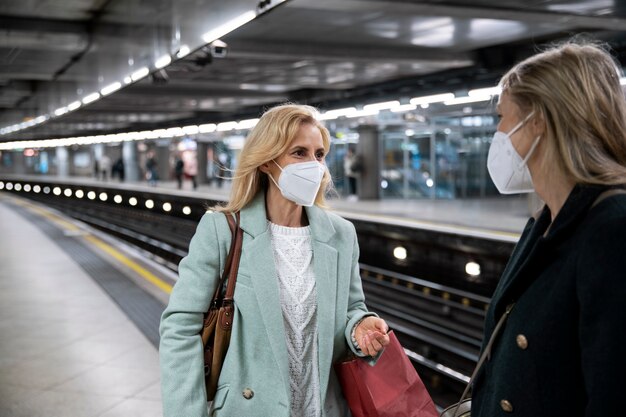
[449,303,514,417]
[591,188,626,210]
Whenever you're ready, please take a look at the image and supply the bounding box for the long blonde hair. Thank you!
[499,41,626,185]
[215,103,332,213]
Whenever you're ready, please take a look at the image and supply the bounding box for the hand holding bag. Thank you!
[335,330,438,417]
[201,212,243,401]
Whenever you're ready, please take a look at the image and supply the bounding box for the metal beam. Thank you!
[307,0,626,32]
[226,38,474,66]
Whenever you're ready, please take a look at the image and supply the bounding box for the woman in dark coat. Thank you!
[472,42,626,416]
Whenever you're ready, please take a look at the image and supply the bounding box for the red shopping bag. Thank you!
[335,331,438,417]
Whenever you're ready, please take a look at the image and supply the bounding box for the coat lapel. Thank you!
[307,204,338,400]
[237,193,340,403]
[491,185,607,320]
[239,193,290,396]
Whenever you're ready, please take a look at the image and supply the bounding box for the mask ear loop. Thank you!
[268,160,283,190]
[507,111,535,136]
[519,134,542,169]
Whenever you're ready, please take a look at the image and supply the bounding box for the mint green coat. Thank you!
[159,192,375,417]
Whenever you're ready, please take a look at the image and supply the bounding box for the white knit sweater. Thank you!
[268,221,321,417]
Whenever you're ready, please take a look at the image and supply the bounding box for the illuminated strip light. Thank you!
[82,92,101,104]
[409,93,455,105]
[444,95,492,106]
[154,54,172,69]
[101,81,122,96]
[318,107,357,120]
[237,119,259,129]
[217,121,239,132]
[182,125,199,135]
[345,108,379,118]
[468,86,502,97]
[363,100,400,111]
[620,77,626,86]
[176,45,191,59]
[131,67,150,81]
[165,127,185,137]
[54,107,69,116]
[199,123,217,133]
[68,101,82,111]
[391,104,417,113]
[202,11,257,43]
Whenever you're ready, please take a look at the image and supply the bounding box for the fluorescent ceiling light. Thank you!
[176,45,191,59]
[345,109,379,118]
[82,92,100,104]
[165,127,184,137]
[620,77,626,86]
[123,76,132,84]
[131,67,149,81]
[217,122,238,132]
[468,86,501,97]
[199,123,216,133]
[154,54,172,69]
[182,125,199,135]
[68,101,82,111]
[153,129,167,138]
[202,11,257,43]
[410,93,455,105]
[363,101,400,111]
[54,107,69,116]
[444,95,492,105]
[237,119,259,129]
[101,81,122,96]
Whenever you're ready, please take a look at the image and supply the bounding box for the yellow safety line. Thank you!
[10,195,173,294]
[84,235,173,294]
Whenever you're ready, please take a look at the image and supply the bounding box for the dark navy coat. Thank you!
[472,185,626,417]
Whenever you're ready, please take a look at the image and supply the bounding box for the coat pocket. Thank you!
[210,384,230,416]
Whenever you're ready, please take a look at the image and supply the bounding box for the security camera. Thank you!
[209,39,228,58]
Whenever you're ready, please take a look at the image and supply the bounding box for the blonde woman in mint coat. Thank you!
[159,104,390,417]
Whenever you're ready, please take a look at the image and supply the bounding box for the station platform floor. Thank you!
[4,174,538,238]
[0,192,173,417]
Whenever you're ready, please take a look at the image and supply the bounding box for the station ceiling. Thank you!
[1,0,626,143]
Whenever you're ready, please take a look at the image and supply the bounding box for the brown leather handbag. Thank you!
[201,212,243,401]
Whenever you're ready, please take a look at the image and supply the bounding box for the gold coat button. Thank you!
[516,334,528,350]
[500,399,513,412]
[242,388,254,399]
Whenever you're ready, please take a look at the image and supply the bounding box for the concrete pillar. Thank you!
[56,147,69,178]
[123,141,140,182]
[156,145,170,182]
[197,142,209,183]
[12,151,27,175]
[356,124,380,200]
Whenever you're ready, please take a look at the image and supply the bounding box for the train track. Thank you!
[4,181,491,406]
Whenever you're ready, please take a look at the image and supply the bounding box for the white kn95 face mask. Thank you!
[487,112,541,194]
[269,160,326,206]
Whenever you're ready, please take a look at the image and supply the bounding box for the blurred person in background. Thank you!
[472,41,626,417]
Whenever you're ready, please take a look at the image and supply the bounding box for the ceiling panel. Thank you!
[0,0,625,142]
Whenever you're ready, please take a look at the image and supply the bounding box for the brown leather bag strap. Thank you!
[209,212,241,305]
[223,212,242,301]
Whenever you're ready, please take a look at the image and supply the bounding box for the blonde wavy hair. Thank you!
[499,41,626,185]
[215,103,332,213]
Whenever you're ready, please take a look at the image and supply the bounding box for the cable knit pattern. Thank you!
[269,221,321,417]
